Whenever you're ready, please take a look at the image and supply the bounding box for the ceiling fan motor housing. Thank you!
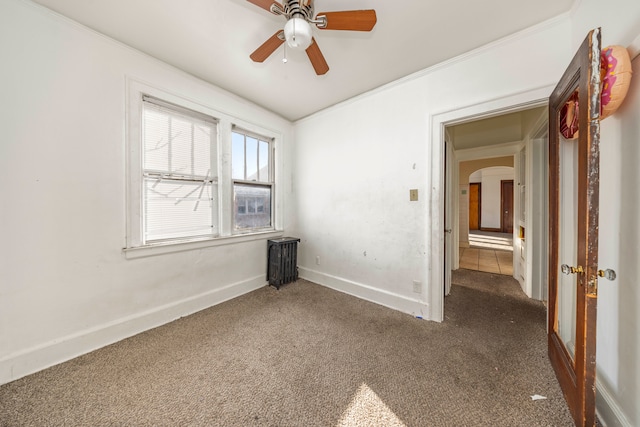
[282,0,314,20]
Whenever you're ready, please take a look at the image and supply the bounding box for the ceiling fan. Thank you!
[247,0,377,75]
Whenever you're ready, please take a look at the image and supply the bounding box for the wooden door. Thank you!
[548,29,601,427]
[501,180,514,233]
[468,183,480,230]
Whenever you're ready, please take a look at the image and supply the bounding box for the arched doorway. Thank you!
[460,165,514,275]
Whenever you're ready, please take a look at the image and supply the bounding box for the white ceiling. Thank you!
[29,0,574,121]
[448,106,547,150]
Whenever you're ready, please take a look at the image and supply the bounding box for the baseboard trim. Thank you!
[0,276,266,386]
[299,267,429,319]
[596,378,632,427]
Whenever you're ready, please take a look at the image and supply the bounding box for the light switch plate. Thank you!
[409,189,418,201]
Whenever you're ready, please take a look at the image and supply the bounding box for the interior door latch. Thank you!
[561,265,616,296]
[560,264,583,275]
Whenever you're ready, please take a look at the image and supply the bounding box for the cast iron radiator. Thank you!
[267,237,300,289]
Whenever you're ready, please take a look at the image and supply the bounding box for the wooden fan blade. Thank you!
[316,10,377,31]
[305,37,329,75]
[247,0,282,14]
[250,31,284,62]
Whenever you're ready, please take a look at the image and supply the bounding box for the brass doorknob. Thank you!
[598,269,616,281]
[561,264,584,275]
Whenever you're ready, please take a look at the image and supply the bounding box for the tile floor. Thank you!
[459,231,514,276]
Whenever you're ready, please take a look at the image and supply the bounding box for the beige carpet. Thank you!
[0,274,573,426]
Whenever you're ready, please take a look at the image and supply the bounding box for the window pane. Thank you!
[144,108,212,178]
[246,137,258,180]
[140,97,220,245]
[143,109,170,172]
[232,132,245,180]
[258,140,269,182]
[233,184,271,230]
[144,178,217,241]
[193,124,212,177]
[171,117,193,175]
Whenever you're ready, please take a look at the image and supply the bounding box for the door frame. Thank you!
[529,123,550,301]
[429,86,552,322]
[444,139,454,296]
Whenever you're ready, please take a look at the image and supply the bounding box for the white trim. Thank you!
[123,230,283,259]
[0,275,267,386]
[526,113,550,301]
[299,267,429,319]
[429,115,445,322]
[596,380,632,427]
[628,32,640,60]
[568,0,584,18]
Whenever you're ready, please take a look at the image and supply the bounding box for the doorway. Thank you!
[448,113,548,291]
[461,165,515,276]
[429,86,552,322]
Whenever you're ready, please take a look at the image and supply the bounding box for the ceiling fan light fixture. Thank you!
[284,17,312,50]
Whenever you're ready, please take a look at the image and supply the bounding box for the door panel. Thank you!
[548,29,601,427]
[557,139,579,360]
[469,183,480,230]
[501,180,514,233]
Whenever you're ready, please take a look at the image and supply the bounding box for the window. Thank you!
[232,129,273,231]
[142,96,218,243]
[125,80,282,257]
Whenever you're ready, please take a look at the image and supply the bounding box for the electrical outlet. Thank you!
[316,255,320,265]
[413,280,422,293]
[409,189,418,201]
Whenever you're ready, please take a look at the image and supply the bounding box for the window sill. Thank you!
[123,230,284,259]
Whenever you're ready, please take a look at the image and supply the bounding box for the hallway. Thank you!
[459,231,513,275]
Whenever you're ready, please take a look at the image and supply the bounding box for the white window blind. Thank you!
[142,96,218,242]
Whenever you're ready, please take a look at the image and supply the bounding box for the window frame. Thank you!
[231,127,275,233]
[124,79,283,259]
[141,95,219,244]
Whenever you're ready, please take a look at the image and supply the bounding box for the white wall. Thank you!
[292,19,572,317]
[607,54,640,427]
[0,0,294,385]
